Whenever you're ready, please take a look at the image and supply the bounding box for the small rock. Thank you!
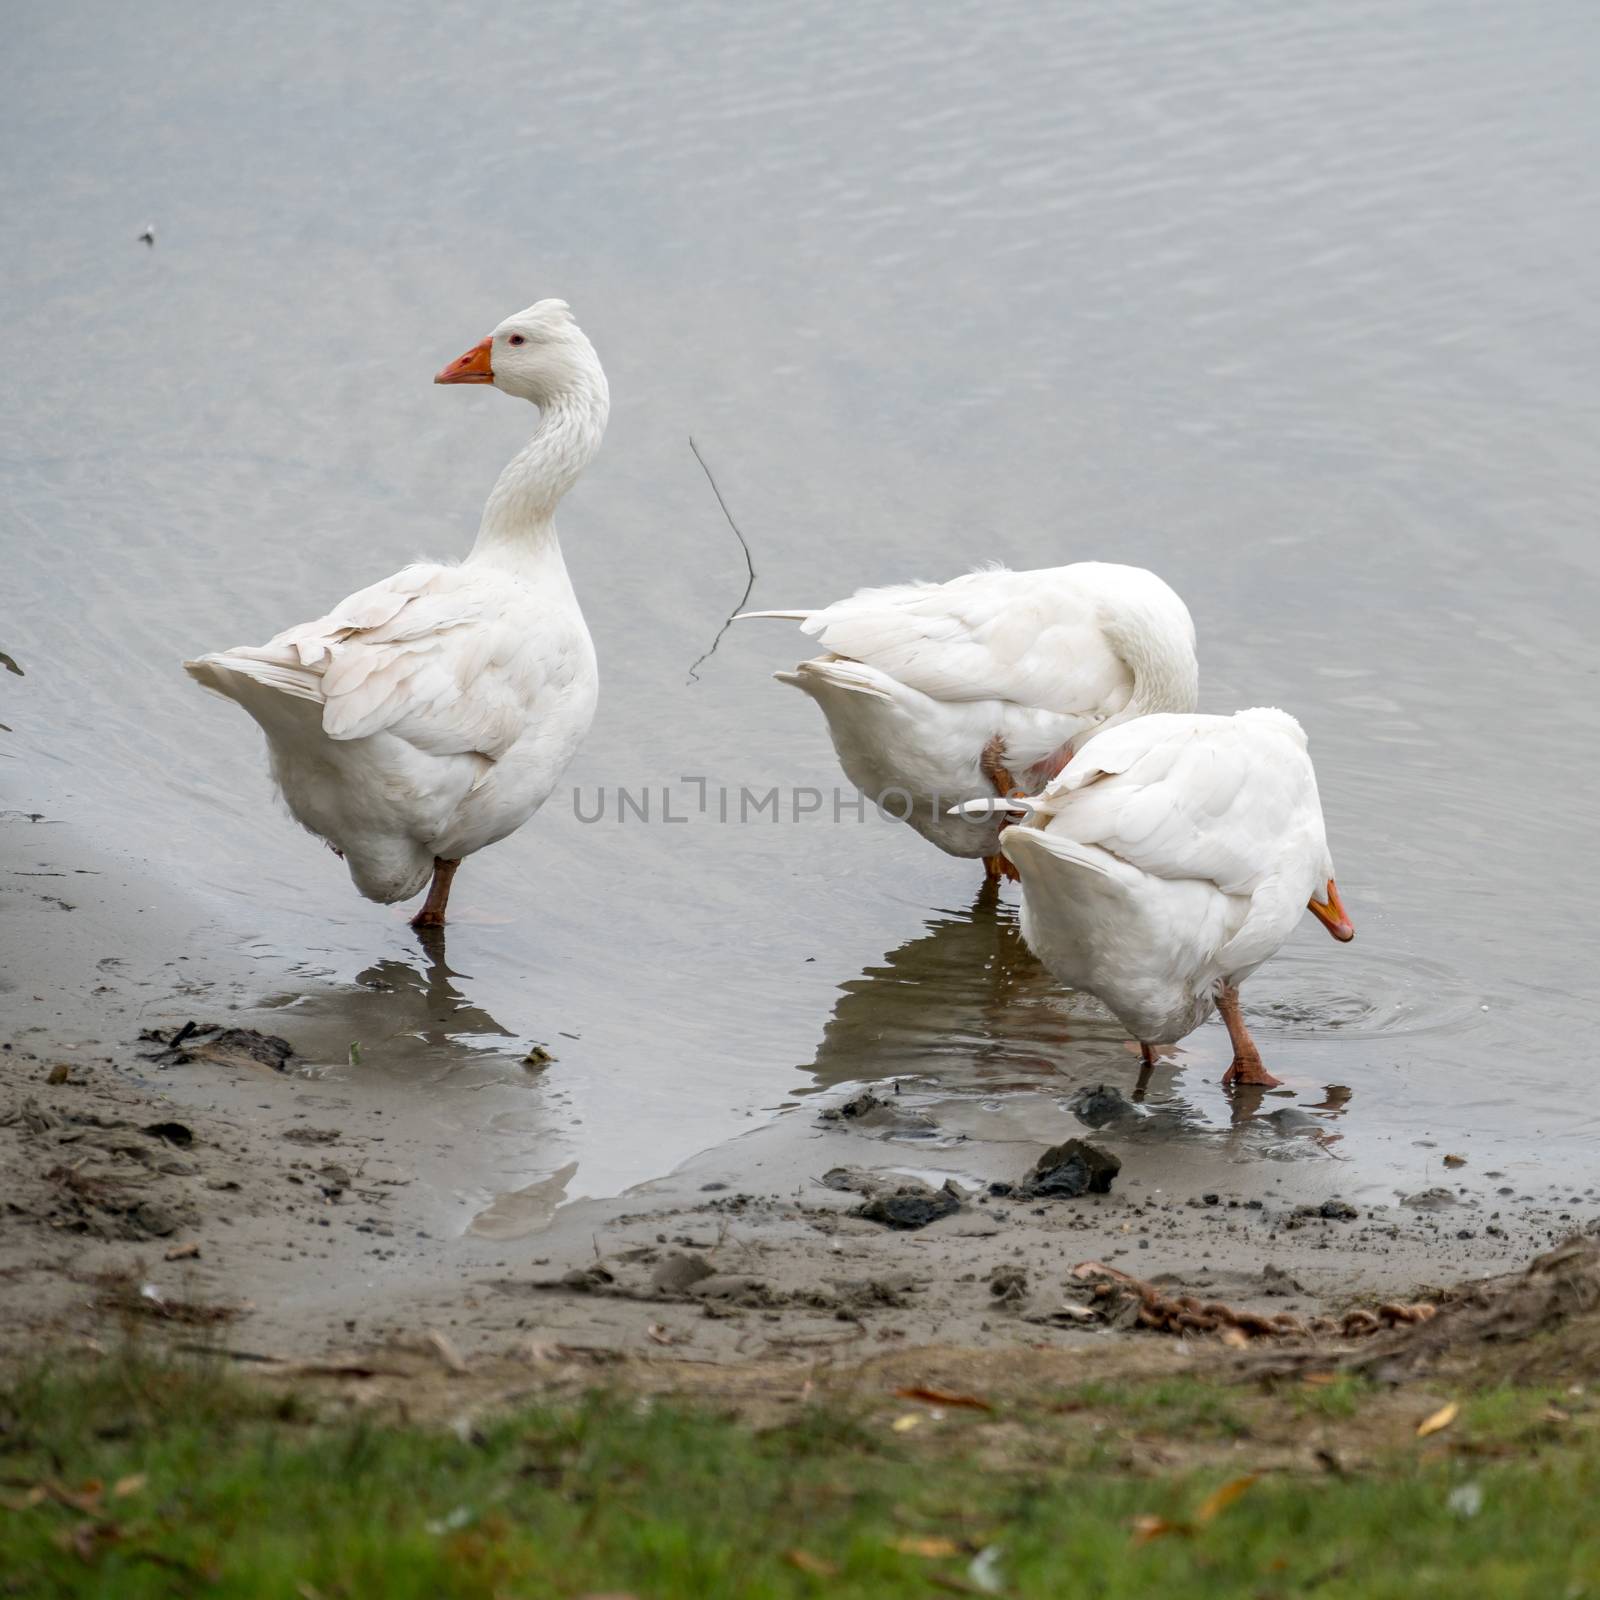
[651,1252,716,1295]
[559,1265,615,1291]
[523,1046,555,1068]
[46,1063,71,1085]
[858,1182,963,1230]
[1265,1107,1321,1135]
[1067,1083,1134,1129]
[820,1166,867,1193]
[1402,1187,1459,1211]
[1443,1153,1467,1169]
[281,1127,342,1146]
[1260,1263,1304,1297]
[139,1023,293,1073]
[1024,1139,1121,1198]
[989,1264,1028,1303]
[1312,1199,1358,1221]
[133,1202,179,1237]
[819,1089,887,1122]
[143,1121,195,1148]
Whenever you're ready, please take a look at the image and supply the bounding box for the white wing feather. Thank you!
[1037,710,1317,897]
[190,563,550,763]
[785,566,1138,714]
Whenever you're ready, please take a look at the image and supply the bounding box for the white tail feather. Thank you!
[950,795,1041,819]
[775,659,894,701]
[184,652,323,705]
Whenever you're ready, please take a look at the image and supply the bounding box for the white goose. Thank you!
[186,299,607,929]
[739,563,1198,879]
[969,708,1353,1087]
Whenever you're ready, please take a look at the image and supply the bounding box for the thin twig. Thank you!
[685,436,757,684]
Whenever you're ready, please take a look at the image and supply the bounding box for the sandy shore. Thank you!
[4,808,1594,1367]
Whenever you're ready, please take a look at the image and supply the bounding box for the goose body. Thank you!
[741,562,1198,870]
[186,299,607,926]
[988,708,1353,1086]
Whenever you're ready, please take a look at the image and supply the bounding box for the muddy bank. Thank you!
[5,813,1600,1368]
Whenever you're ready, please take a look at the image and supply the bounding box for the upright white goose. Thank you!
[186,298,607,928]
[739,563,1198,879]
[969,708,1354,1087]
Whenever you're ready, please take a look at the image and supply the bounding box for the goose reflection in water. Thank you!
[800,895,1183,1098]
[264,938,579,1237]
[798,895,1352,1154]
[261,936,519,1083]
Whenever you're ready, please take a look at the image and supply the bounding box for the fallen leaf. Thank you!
[889,1534,962,1558]
[1129,1514,1190,1545]
[164,1242,200,1262]
[645,1323,676,1347]
[47,1480,105,1514]
[891,1413,922,1433]
[895,1385,993,1412]
[1194,1474,1258,1524]
[112,1474,147,1500]
[426,1329,468,1374]
[783,1549,838,1577]
[1417,1400,1460,1438]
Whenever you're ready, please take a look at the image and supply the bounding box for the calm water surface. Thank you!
[4,0,1598,1225]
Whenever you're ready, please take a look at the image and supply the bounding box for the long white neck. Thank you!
[1104,602,1200,725]
[468,374,609,569]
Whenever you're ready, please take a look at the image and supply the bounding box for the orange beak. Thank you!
[1308,878,1354,942]
[434,337,494,385]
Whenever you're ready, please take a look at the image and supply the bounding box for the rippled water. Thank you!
[5,0,1599,1223]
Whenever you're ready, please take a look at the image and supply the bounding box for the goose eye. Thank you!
[507,333,526,346]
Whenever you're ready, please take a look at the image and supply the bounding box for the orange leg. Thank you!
[410,857,461,930]
[978,736,1025,885]
[979,735,1018,800]
[1216,984,1281,1089]
[1134,1042,1158,1101]
[982,852,1021,883]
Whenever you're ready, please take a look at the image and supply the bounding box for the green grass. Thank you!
[2,1354,1599,1598]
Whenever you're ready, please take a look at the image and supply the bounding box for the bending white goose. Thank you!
[186,299,607,929]
[970,708,1353,1088]
[739,563,1198,879]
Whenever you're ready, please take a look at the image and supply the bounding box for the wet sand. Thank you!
[6,813,1593,1367]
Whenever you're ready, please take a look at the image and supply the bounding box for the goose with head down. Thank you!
[738,562,1198,879]
[186,298,608,928]
[965,707,1354,1088]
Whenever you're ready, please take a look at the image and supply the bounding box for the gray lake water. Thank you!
[5,0,1599,1228]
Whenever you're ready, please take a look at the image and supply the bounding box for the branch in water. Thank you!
[685,437,757,684]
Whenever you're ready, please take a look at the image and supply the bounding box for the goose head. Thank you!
[434,299,604,408]
[1308,870,1354,942]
